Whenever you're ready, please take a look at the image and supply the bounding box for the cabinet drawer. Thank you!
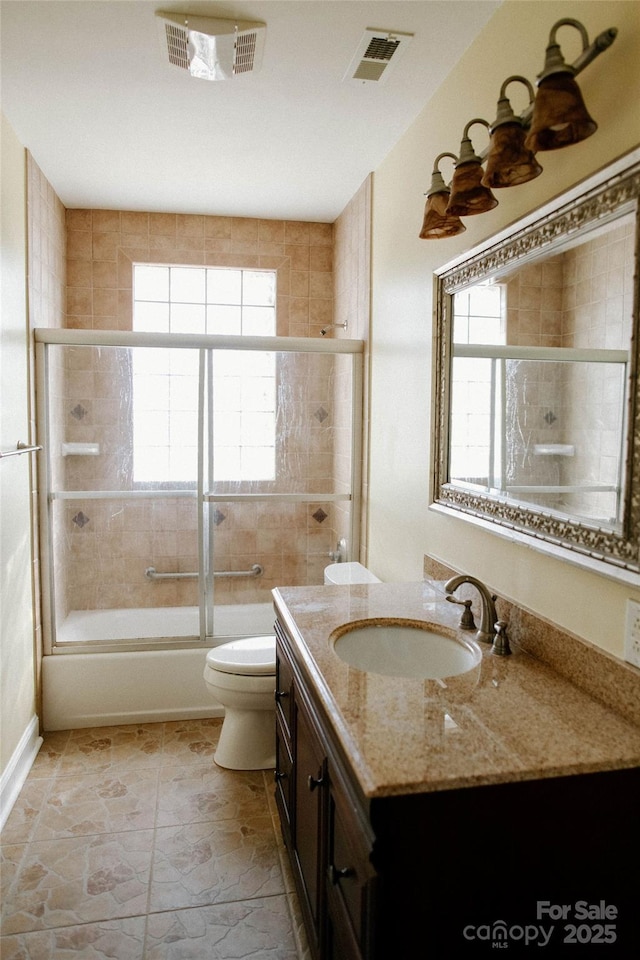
[275,644,294,737]
[275,713,293,839]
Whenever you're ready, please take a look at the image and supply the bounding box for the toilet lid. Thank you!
[206,636,276,676]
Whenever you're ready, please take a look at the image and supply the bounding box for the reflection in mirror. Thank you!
[433,153,640,574]
[450,214,633,531]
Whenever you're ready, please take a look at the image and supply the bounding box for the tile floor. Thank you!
[0,719,310,959]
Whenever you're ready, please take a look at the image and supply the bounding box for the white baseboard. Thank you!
[0,715,42,831]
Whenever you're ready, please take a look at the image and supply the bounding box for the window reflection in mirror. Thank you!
[449,213,634,533]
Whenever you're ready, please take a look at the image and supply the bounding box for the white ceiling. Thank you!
[0,1,501,222]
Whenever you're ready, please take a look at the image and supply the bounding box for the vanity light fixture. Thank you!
[419,153,466,240]
[446,120,499,217]
[525,19,597,152]
[482,77,543,188]
[419,17,617,239]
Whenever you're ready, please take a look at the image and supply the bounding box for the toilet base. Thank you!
[214,706,276,770]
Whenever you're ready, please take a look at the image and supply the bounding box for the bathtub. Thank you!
[43,602,275,731]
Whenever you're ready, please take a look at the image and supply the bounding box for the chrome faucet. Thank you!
[444,574,499,645]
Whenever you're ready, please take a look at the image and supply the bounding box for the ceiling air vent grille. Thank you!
[156,12,266,80]
[363,37,401,61]
[345,27,413,84]
[164,22,190,70]
[235,32,259,74]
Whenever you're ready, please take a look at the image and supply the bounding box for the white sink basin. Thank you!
[331,618,482,680]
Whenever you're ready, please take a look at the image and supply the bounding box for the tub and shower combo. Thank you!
[35,329,364,732]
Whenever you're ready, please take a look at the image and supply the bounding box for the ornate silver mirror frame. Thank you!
[431,149,640,576]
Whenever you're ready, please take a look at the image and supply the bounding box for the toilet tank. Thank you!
[324,561,381,585]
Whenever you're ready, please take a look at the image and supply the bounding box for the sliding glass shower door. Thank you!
[36,329,363,652]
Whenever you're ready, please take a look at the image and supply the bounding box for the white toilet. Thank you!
[203,635,276,770]
[203,562,380,770]
[324,561,381,585]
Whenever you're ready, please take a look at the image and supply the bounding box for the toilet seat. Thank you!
[205,635,275,676]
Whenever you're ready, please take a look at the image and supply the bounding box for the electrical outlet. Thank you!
[624,599,640,668]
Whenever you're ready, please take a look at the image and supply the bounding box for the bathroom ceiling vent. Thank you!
[156,12,266,81]
[344,28,413,84]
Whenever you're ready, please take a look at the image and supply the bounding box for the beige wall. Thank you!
[0,115,36,778]
[26,152,67,691]
[369,0,640,658]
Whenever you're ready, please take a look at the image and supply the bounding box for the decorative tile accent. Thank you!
[543,410,557,424]
[314,406,329,423]
[213,509,226,525]
[70,403,88,420]
[312,508,328,524]
[72,512,90,528]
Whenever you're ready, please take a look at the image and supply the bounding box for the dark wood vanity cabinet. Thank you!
[275,620,375,960]
[274,618,640,958]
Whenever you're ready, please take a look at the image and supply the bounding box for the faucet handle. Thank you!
[446,595,476,630]
[491,620,512,657]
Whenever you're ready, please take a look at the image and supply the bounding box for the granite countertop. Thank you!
[272,580,640,799]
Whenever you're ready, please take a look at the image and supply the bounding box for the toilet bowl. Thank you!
[203,636,276,770]
[204,563,380,770]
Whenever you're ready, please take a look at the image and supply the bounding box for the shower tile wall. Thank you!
[505,219,634,520]
[333,176,372,563]
[60,211,341,613]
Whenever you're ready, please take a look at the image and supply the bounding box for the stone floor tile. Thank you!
[0,916,146,960]
[1,830,154,934]
[57,725,164,775]
[144,895,299,959]
[33,767,159,840]
[29,731,71,779]
[149,815,284,911]
[156,763,267,827]
[0,779,53,845]
[160,718,223,765]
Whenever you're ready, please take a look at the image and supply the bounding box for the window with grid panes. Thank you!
[132,265,276,483]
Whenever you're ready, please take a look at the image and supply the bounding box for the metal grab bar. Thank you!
[0,441,43,460]
[145,563,263,581]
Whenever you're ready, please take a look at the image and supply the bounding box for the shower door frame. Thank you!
[35,328,364,655]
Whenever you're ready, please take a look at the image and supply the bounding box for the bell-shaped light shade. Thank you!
[483,76,543,188]
[483,123,543,188]
[447,161,498,217]
[524,72,597,152]
[525,20,597,152]
[446,120,498,217]
[419,190,466,239]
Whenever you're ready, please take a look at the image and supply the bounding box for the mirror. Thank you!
[432,150,640,575]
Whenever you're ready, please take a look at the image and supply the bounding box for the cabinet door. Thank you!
[325,892,363,960]
[293,693,327,951]
[326,779,375,959]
